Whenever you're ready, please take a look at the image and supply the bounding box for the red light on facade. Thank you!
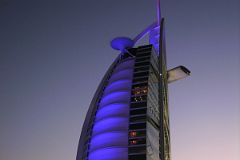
[130,131,137,137]
[130,140,137,145]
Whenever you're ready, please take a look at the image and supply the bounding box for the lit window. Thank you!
[130,131,137,137]
[134,96,143,102]
[132,86,148,96]
[130,140,137,145]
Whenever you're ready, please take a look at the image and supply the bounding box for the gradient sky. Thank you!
[0,0,239,160]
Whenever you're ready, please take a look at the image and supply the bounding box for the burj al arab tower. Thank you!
[76,1,190,160]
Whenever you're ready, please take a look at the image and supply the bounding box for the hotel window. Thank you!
[129,131,137,137]
[129,155,146,160]
[133,83,148,88]
[129,140,138,145]
[135,61,150,67]
[134,71,149,78]
[130,115,146,123]
[129,122,146,130]
[134,66,149,72]
[129,146,146,154]
[132,86,148,96]
[129,138,146,145]
[137,49,151,55]
[133,77,148,84]
[136,56,150,62]
[131,101,147,108]
[130,108,147,115]
[131,95,147,102]
[129,130,146,137]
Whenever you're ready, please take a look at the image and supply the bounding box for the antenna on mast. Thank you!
[110,0,162,52]
[157,0,161,26]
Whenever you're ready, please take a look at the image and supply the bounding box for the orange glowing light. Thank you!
[130,131,137,137]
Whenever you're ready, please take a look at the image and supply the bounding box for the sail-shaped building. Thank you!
[76,1,190,160]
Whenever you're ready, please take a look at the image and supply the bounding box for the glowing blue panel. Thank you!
[95,103,128,121]
[103,79,131,95]
[109,69,133,83]
[86,57,134,160]
[111,37,134,51]
[88,147,128,160]
[100,91,130,107]
[92,117,128,135]
[89,132,128,151]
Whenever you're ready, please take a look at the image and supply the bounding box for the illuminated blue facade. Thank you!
[76,42,171,160]
[76,1,190,160]
[89,58,134,160]
[76,55,135,160]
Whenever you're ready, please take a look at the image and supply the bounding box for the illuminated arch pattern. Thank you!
[76,57,135,160]
[88,58,134,160]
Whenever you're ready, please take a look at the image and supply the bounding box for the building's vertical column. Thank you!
[159,18,171,160]
[128,45,152,160]
[146,48,161,160]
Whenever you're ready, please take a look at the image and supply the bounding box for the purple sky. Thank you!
[0,0,239,160]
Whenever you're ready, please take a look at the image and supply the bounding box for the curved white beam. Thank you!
[132,22,158,44]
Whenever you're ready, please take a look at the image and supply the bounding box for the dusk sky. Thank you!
[0,0,239,160]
